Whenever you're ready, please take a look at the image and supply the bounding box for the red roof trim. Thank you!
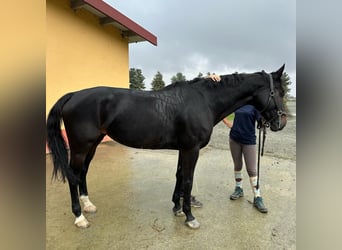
[84,0,157,46]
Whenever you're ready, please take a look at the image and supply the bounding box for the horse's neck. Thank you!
[205,74,262,125]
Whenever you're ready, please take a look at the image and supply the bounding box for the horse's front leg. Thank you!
[180,147,200,229]
[172,151,185,216]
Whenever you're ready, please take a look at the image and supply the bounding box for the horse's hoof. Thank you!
[185,218,200,229]
[80,196,97,213]
[84,204,97,213]
[173,208,185,217]
[74,214,90,228]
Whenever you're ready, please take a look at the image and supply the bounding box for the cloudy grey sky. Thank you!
[106,0,296,96]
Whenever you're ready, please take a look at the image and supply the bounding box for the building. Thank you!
[46,0,157,115]
[46,0,157,152]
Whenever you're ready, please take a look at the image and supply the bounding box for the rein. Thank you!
[256,72,283,190]
[256,120,267,190]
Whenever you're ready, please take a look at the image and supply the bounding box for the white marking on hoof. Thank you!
[84,204,97,213]
[74,214,90,228]
[173,208,185,217]
[80,195,97,213]
[185,218,200,229]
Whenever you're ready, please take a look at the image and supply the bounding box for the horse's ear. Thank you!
[274,64,285,79]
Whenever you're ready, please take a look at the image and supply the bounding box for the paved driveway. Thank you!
[46,106,296,249]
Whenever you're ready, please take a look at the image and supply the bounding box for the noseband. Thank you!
[259,73,285,129]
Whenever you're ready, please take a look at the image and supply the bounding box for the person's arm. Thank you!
[222,117,233,128]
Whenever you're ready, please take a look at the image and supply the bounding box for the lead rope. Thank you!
[256,121,267,190]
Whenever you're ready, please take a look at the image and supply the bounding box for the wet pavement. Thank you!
[46,102,296,249]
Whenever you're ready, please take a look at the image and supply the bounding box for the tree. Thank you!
[151,71,165,91]
[129,68,146,90]
[171,72,186,83]
[197,72,203,78]
[281,72,292,112]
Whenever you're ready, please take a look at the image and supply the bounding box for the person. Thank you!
[222,105,268,213]
[179,73,221,208]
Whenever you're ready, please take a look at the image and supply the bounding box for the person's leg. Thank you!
[243,144,268,213]
[229,138,244,200]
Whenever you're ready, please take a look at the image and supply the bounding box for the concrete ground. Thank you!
[46,103,296,249]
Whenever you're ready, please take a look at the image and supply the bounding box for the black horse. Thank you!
[47,65,287,229]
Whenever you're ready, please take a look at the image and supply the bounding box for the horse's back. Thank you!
[60,87,180,148]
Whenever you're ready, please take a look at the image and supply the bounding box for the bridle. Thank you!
[256,72,286,189]
[259,72,286,130]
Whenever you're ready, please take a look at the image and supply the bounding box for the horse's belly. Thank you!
[107,125,178,149]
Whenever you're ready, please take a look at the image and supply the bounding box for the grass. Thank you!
[226,113,235,121]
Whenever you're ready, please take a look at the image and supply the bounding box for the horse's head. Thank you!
[254,65,287,132]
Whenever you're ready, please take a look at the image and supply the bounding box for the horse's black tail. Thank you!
[46,92,77,184]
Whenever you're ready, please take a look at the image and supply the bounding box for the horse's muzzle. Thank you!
[270,114,287,131]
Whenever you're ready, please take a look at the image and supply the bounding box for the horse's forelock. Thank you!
[259,70,286,97]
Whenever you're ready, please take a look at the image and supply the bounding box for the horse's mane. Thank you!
[163,74,243,90]
[162,80,188,90]
[161,70,285,94]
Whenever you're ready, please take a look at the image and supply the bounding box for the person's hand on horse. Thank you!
[205,74,221,82]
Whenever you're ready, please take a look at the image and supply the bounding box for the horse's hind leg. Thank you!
[68,150,90,228]
[79,135,104,214]
[180,147,200,229]
[68,136,103,228]
[172,151,185,216]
